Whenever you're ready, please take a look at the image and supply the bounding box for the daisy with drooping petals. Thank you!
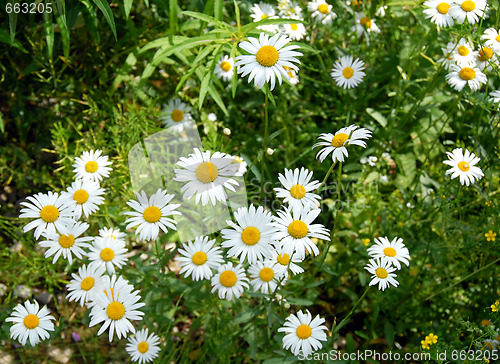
[481,28,500,53]
[126,328,161,364]
[175,236,224,281]
[231,155,248,175]
[445,64,487,92]
[174,148,241,206]
[367,237,411,270]
[87,237,128,274]
[221,204,275,263]
[211,262,249,301]
[365,258,399,291]
[124,188,180,241]
[282,17,307,41]
[422,0,454,27]
[62,179,105,220]
[313,124,372,163]
[160,98,193,129]
[89,282,145,342]
[265,246,304,278]
[73,149,112,183]
[235,32,303,91]
[275,167,321,210]
[250,2,280,33]
[475,46,500,71]
[278,310,328,357]
[214,55,235,82]
[39,221,93,264]
[308,0,336,26]
[99,226,127,244]
[19,191,74,239]
[66,264,107,307]
[330,56,366,89]
[272,206,330,259]
[248,261,285,294]
[452,38,476,67]
[443,148,484,186]
[6,300,56,347]
[353,13,381,37]
[449,0,488,24]
[489,90,500,107]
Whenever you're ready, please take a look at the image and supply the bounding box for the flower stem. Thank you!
[315,161,337,194]
[260,85,270,200]
[331,286,370,337]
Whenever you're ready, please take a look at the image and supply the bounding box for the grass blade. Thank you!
[90,0,117,40]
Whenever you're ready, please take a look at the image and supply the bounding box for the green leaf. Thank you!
[214,0,222,20]
[90,0,117,40]
[43,12,54,60]
[293,42,318,55]
[384,321,395,347]
[366,107,388,127]
[181,10,229,30]
[0,111,4,134]
[8,0,19,44]
[169,0,177,36]
[124,0,133,20]
[0,29,27,53]
[233,0,240,29]
[55,0,70,58]
[199,45,223,109]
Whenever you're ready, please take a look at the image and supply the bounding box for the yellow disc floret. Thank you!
[458,67,475,81]
[331,133,349,147]
[106,301,125,320]
[376,267,388,279]
[277,253,290,266]
[256,45,279,67]
[80,277,95,291]
[259,267,274,282]
[296,324,312,339]
[461,0,475,12]
[59,234,75,248]
[85,161,98,173]
[458,161,470,171]
[220,61,232,72]
[220,270,237,287]
[100,248,115,262]
[171,109,184,122]
[457,45,469,57]
[241,227,261,245]
[436,2,450,14]
[40,205,59,223]
[318,4,329,14]
[195,162,219,183]
[360,17,372,29]
[73,189,89,204]
[288,220,308,239]
[24,314,39,329]
[290,184,306,199]
[478,47,494,62]
[192,251,208,266]
[138,341,149,354]
[143,206,162,223]
[383,247,397,257]
[342,67,354,79]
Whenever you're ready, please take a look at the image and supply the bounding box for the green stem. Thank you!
[332,286,371,336]
[315,161,337,194]
[260,85,270,200]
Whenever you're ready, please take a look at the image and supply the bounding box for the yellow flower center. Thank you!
[220,61,232,72]
[220,270,237,287]
[192,251,208,265]
[73,189,89,204]
[331,133,349,147]
[195,162,219,183]
[100,248,115,262]
[59,234,75,248]
[277,253,290,266]
[24,314,39,329]
[259,267,274,282]
[296,324,312,339]
[342,67,354,79]
[85,161,98,173]
[290,184,306,199]
[436,2,450,14]
[261,14,268,20]
[241,227,261,245]
[318,4,329,14]
[496,35,500,43]
[40,205,59,223]
[80,277,95,291]
[256,45,279,67]
[171,109,184,122]
[143,206,162,223]
[383,247,397,257]
[288,220,308,239]
[360,16,372,29]
[478,47,494,61]
[458,67,475,81]
[106,301,125,320]
[376,267,388,279]
[458,161,470,171]
[290,23,298,31]
[461,0,475,12]
[457,45,469,56]
[138,341,149,354]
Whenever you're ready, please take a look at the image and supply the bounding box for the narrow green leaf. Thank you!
[81,0,100,43]
[233,0,240,30]
[8,0,20,44]
[366,107,388,127]
[124,0,133,20]
[55,0,70,58]
[294,42,318,55]
[43,12,54,60]
[174,45,216,94]
[199,45,223,109]
[207,83,229,116]
[214,0,222,20]
[0,111,4,134]
[0,29,27,53]
[181,11,229,29]
[169,0,177,35]
[90,0,117,40]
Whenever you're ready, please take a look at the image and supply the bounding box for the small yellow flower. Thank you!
[362,238,370,246]
[426,333,438,344]
[421,340,430,350]
[485,200,491,207]
[485,230,497,242]
[491,301,500,312]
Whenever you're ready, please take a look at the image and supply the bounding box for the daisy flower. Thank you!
[214,55,234,82]
[250,2,280,33]
[62,179,105,220]
[443,148,484,186]
[278,310,328,357]
[274,167,321,210]
[221,204,275,263]
[307,0,337,26]
[278,0,303,17]
[84,275,135,310]
[231,155,248,175]
[160,98,193,129]
[173,148,241,206]
[39,221,93,264]
[489,90,500,107]
[452,38,476,67]
[284,66,299,85]
[248,261,285,294]
[6,300,56,347]
[449,0,488,24]
[282,17,307,41]
[481,28,500,53]
[175,236,224,281]
[235,32,303,91]
[73,149,112,183]
[89,281,145,342]
[437,42,456,71]
[330,56,366,89]
[445,64,487,92]
[66,264,107,307]
[367,237,411,270]
[211,262,249,301]
[124,188,181,241]
[271,206,330,259]
[313,124,372,163]
[87,237,128,274]
[98,226,127,244]
[365,258,399,291]
[353,13,381,37]
[476,46,499,71]
[265,246,304,278]
[126,328,161,364]
[422,0,454,27]
[19,191,74,239]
